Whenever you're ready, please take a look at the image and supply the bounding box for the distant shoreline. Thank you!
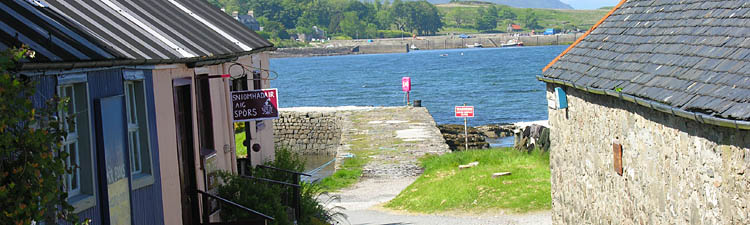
[270,33,580,58]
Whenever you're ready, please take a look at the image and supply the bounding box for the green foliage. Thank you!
[377,30,412,38]
[209,0,442,40]
[299,181,347,225]
[332,35,352,40]
[475,6,499,31]
[219,148,345,225]
[518,8,541,30]
[386,148,551,213]
[217,172,291,225]
[438,4,607,34]
[235,131,247,158]
[272,39,310,48]
[0,47,77,224]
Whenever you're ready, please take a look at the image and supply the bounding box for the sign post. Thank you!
[455,104,475,150]
[402,77,411,106]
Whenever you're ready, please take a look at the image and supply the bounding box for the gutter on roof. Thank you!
[18,46,276,71]
[542,0,627,72]
[537,76,750,130]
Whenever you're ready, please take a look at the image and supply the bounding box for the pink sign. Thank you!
[455,106,475,118]
[402,77,411,92]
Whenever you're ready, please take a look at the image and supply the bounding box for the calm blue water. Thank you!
[270,45,568,126]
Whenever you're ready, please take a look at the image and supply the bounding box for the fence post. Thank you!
[202,193,210,224]
[294,174,301,222]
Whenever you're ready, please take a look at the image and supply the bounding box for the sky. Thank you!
[560,0,620,9]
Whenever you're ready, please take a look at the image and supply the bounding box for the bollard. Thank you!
[414,100,422,107]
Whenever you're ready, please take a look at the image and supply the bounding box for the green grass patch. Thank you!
[317,134,376,192]
[317,155,367,192]
[385,148,551,213]
[235,132,247,158]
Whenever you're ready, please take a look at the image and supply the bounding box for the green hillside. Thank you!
[437,3,608,34]
[207,0,608,47]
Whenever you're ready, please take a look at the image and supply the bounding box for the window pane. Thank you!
[134,132,141,173]
[129,132,136,172]
[129,84,137,124]
[70,142,79,190]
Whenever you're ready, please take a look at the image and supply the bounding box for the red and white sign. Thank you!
[231,88,279,122]
[402,77,411,92]
[455,106,474,118]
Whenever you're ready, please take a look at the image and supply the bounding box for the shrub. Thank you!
[378,30,412,38]
[218,148,346,225]
[216,172,292,225]
[332,35,352,40]
[0,47,77,224]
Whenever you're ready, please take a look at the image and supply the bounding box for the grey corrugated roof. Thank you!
[542,0,750,121]
[0,0,273,68]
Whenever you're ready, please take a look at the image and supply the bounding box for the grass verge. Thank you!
[317,134,375,192]
[385,148,551,213]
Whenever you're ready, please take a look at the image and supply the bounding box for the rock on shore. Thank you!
[437,124,490,151]
[438,123,551,152]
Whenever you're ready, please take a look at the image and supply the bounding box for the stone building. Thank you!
[539,0,750,224]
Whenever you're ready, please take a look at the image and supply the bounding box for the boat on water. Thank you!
[466,43,483,48]
[501,39,524,47]
[410,44,420,50]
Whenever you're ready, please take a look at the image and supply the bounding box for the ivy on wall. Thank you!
[0,47,78,224]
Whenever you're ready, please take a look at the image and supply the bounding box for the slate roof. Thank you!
[542,0,750,121]
[0,0,274,68]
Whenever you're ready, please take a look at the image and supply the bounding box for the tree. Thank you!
[341,12,366,38]
[519,9,541,30]
[446,8,472,28]
[0,47,78,224]
[258,17,290,40]
[476,6,498,31]
[497,5,516,20]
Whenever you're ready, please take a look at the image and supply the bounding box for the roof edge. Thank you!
[17,46,277,71]
[537,75,750,130]
[542,0,627,72]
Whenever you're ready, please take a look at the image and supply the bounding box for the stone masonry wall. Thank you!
[273,111,342,155]
[547,83,750,224]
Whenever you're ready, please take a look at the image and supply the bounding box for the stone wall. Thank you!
[273,111,342,155]
[547,83,750,224]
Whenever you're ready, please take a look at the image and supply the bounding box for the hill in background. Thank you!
[425,0,573,9]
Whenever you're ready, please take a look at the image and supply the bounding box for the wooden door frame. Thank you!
[172,78,200,225]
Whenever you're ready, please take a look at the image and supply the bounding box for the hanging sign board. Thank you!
[455,106,475,118]
[402,77,411,92]
[231,88,279,122]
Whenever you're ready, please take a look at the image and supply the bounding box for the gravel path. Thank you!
[326,107,552,225]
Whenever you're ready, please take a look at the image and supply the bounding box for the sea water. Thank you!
[271,45,567,127]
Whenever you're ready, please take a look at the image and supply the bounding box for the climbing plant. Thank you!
[0,47,77,224]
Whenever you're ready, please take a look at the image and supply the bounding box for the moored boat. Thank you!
[501,39,524,47]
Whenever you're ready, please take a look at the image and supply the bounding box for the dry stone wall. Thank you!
[547,84,750,224]
[273,111,342,155]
